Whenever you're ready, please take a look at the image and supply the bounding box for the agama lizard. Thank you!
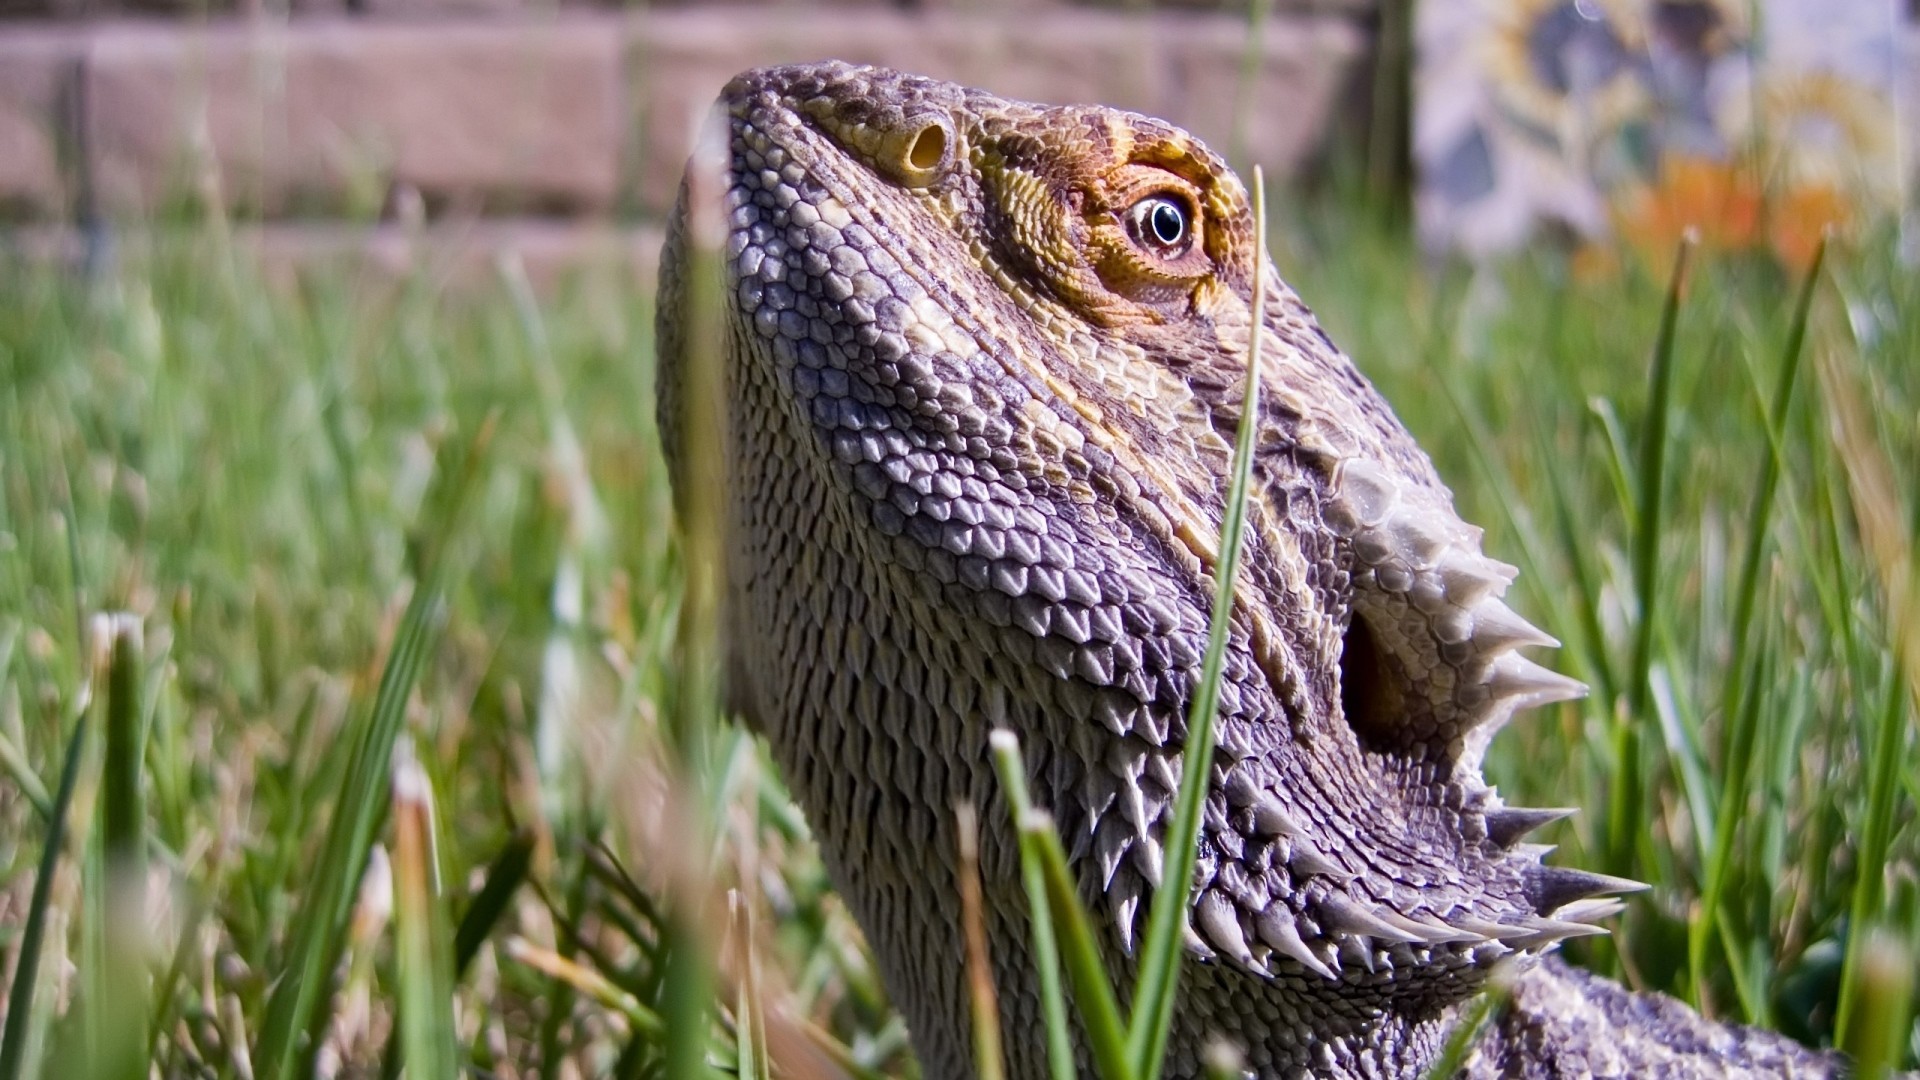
[657,62,1851,1079]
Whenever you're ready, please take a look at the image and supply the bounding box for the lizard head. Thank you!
[667,61,1640,1048]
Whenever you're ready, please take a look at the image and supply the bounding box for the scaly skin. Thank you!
[656,62,1846,1078]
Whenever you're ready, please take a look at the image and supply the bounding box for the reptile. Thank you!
[655,62,1849,1078]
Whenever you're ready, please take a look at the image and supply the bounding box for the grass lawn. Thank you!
[0,203,1914,1075]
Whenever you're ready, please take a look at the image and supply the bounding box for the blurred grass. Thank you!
[0,195,1914,1075]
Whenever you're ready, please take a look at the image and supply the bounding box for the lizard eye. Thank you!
[1126,195,1194,256]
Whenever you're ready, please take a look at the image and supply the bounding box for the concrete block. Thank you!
[1905,26,1919,197]
[1161,10,1365,177]
[84,18,625,217]
[0,31,83,220]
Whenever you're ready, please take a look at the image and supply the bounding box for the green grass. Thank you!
[1274,207,1919,1057]
[0,198,1915,1076]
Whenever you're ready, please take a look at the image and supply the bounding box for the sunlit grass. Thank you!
[0,193,1914,1076]
[1278,206,1918,1056]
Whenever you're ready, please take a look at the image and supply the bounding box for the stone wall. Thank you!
[0,5,1376,232]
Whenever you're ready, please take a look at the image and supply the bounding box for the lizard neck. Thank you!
[702,271,1483,1078]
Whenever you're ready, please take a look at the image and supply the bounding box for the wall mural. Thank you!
[1415,0,1908,270]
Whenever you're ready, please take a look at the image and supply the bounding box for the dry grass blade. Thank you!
[956,802,1006,1080]
[390,744,458,1080]
[505,937,666,1040]
[728,891,774,1080]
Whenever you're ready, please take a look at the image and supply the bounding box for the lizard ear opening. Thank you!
[1338,614,1403,754]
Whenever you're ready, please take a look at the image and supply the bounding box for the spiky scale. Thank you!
[1255,906,1338,981]
[1504,918,1614,952]
[1373,908,1481,945]
[1524,866,1648,916]
[1466,601,1560,652]
[1437,551,1508,607]
[1483,806,1577,848]
[1552,898,1627,924]
[1339,935,1378,975]
[1317,895,1424,944]
[1286,842,1351,881]
[1483,653,1588,711]
[1093,816,1132,888]
[1198,889,1256,967]
[1252,794,1305,838]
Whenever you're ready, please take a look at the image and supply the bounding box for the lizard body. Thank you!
[656,62,1847,1078]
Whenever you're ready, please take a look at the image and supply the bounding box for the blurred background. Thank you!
[1,0,1908,280]
[1,2,1917,1078]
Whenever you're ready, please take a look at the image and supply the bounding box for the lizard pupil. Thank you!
[1149,202,1184,244]
[1131,196,1190,252]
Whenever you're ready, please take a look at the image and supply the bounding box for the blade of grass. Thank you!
[1539,437,1619,708]
[506,937,668,1040]
[989,730,1105,1080]
[452,828,534,976]
[1840,929,1915,1080]
[99,613,144,867]
[535,851,590,1074]
[86,612,150,1080]
[0,730,51,822]
[1607,232,1695,881]
[1030,813,1134,1080]
[0,709,88,1080]
[657,95,733,1080]
[1127,165,1270,1080]
[252,415,495,1080]
[0,622,52,819]
[391,745,458,1080]
[1424,964,1514,1080]
[146,889,208,1067]
[1587,398,1640,546]
[1837,660,1913,1041]
[956,803,1006,1080]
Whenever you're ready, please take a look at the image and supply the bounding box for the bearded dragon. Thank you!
[656,61,1848,1079]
